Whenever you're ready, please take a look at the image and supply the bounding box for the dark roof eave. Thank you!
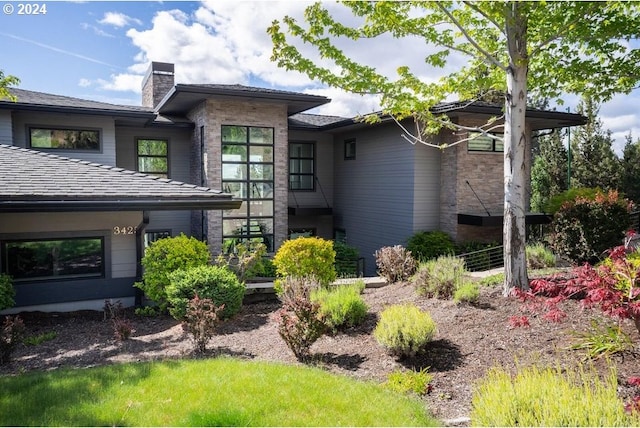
[0,198,242,213]
[0,102,155,119]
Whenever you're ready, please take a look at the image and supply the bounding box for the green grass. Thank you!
[0,357,439,426]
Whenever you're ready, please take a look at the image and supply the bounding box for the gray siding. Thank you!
[12,111,117,165]
[333,122,420,276]
[0,211,142,308]
[115,126,194,236]
[412,142,442,231]
[0,110,12,145]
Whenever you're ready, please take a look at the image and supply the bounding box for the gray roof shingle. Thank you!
[0,144,239,212]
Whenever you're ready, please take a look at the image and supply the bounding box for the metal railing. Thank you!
[457,245,504,272]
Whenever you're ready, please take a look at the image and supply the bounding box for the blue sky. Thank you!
[1,0,638,154]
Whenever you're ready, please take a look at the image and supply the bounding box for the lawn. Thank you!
[0,357,439,426]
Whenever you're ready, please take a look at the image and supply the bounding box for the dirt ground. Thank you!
[2,280,639,425]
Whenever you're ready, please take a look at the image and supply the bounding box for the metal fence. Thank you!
[457,245,504,272]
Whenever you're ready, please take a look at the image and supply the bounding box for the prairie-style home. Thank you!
[0,62,586,312]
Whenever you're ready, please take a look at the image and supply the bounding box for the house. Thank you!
[0,62,586,312]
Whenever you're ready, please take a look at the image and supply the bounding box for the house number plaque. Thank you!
[113,226,138,235]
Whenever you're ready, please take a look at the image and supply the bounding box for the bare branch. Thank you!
[435,2,508,72]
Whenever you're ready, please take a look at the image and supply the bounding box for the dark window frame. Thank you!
[144,230,172,248]
[221,125,275,252]
[344,138,356,160]
[28,125,102,152]
[136,137,170,178]
[0,231,110,283]
[289,141,315,191]
[467,132,504,153]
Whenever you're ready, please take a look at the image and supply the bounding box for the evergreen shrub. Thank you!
[0,274,15,311]
[272,237,336,294]
[407,230,455,261]
[311,281,368,331]
[166,265,244,320]
[374,304,436,357]
[135,234,210,310]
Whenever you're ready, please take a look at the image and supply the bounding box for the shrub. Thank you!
[272,237,336,293]
[215,242,266,283]
[550,189,631,264]
[333,241,360,277]
[545,187,601,214]
[135,234,210,310]
[103,300,132,341]
[479,272,504,287]
[311,281,368,332]
[273,276,327,362]
[23,331,57,346]
[570,319,634,359]
[134,306,159,317]
[166,265,244,321]
[374,245,417,283]
[384,368,433,396]
[407,230,456,262]
[526,243,556,269]
[471,363,640,426]
[374,304,436,358]
[0,274,15,311]
[412,255,467,299]
[0,315,25,365]
[453,282,480,304]
[182,294,224,354]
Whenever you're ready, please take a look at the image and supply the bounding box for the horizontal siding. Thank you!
[115,126,194,235]
[12,111,117,165]
[413,142,442,232]
[333,122,418,275]
[0,110,12,145]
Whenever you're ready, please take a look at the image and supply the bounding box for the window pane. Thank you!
[223,144,247,162]
[223,163,247,180]
[468,134,493,151]
[138,157,168,174]
[344,140,356,159]
[4,238,103,280]
[223,219,247,236]
[250,146,273,163]
[495,140,504,152]
[250,164,273,180]
[249,182,273,198]
[30,128,100,150]
[289,143,313,158]
[223,182,247,198]
[222,125,248,143]
[290,175,314,190]
[144,231,170,248]
[249,127,273,144]
[224,202,248,218]
[137,140,167,156]
[249,200,274,216]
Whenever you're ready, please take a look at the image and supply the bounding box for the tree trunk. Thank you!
[503,3,530,295]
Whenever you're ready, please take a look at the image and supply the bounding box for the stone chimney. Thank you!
[141,62,175,108]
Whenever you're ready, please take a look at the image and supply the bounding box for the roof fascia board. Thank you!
[0,102,155,120]
[0,198,242,213]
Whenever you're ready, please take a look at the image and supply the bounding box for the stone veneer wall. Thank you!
[188,99,289,255]
[440,118,532,243]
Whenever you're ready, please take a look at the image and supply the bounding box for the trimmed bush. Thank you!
[407,230,456,262]
[453,282,480,304]
[471,364,640,426]
[166,265,245,321]
[374,245,417,283]
[374,304,437,357]
[0,274,15,311]
[311,281,368,331]
[135,234,210,310]
[412,255,467,299]
[526,243,556,269]
[550,189,632,264]
[545,187,601,214]
[273,237,336,293]
[385,368,433,396]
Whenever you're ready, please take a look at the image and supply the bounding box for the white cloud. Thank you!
[78,78,92,87]
[96,74,144,93]
[99,12,143,28]
[81,22,115,38]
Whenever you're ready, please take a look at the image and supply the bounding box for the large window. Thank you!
[2,237,104,281]
[468,132,503,152]
[222,125,274,252]
[29,127,100,150]
[137,139,168,178]
[289,142,315,191]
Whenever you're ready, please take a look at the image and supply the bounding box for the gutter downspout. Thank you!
[134,211,150,306]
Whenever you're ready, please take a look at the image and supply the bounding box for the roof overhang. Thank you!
[0,198,242,213]
[458,212,552,227]
[157,84,330,116]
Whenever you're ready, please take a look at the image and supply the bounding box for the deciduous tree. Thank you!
[269,1,640,294]
[0,70,19,101]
